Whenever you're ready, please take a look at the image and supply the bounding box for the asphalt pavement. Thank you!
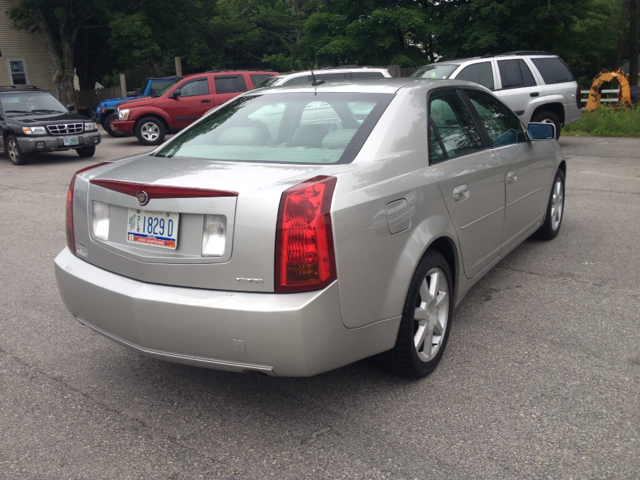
[0,132,638,479]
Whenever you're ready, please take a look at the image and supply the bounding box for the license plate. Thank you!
[63,137,79,146]
[127,209,179,250]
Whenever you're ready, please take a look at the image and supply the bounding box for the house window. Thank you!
[8,59,28,85]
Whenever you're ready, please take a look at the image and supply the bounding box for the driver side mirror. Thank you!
[169,90,182,99]
[527,122,555,140]
[66,104,76,112]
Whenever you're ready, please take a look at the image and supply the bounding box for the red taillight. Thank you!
[577,84,582,108]
[275,176,337,293]
[66,162,112,256]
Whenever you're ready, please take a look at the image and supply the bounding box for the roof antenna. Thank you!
[311,69,324,86]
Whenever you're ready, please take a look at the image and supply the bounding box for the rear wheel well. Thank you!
[532,103,565,125]
[427,236,457,286]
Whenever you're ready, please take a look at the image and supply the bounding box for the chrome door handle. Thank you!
[453,184,469,202]
[507,171,517,184]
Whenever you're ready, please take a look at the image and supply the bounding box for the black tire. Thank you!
[76,146,96,158]
[376,250,454,378]
[5,134,27,165]
[135,116,166,146]
[534,169,565,240]
[532,111,561,140]
[102,112,125,138]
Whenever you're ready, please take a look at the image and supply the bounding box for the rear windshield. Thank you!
[530,57,575,84]
[411,64,459,79]
[155,92,393,164]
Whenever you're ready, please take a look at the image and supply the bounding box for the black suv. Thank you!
[0,85,101,165]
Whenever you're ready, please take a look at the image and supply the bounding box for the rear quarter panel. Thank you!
[333,87,459,329]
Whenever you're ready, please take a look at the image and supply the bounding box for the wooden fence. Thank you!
[74,86,122,114]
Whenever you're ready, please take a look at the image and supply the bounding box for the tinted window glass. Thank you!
[351,71,385,79]
[498,59,536,89]
[465,89,524,147]
[155,92,393,165]
[250,74,274,87]
[252,76,282,90]
[455,62,494,90]
[429,124,446,164]
[214,76,247,94]
[531,57,575,84]
[429,91,483,159]
[180,78,209,97]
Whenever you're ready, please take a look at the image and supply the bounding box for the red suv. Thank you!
[111,70,277,145]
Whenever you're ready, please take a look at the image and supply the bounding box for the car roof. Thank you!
[246,77,488,95]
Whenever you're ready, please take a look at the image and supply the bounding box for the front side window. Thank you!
[465,89,524,147]
[155,92,393,164]
[498,59,536,89]
[456,62,494,90]
[214,76,247,94]
[179,78,209,97]
[428,90,483,160]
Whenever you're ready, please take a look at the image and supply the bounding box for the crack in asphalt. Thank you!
[495,265,640,294]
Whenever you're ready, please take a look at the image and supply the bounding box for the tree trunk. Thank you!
[616,0,629,68]
[630,0,639,86]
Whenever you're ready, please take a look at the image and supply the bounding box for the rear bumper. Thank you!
[17,133,101,153]
[54,248,399,376]
[112,120,135,134]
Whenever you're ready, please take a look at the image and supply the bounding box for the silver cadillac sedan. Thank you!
[55,78,565,378]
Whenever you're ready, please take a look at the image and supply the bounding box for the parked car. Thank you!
[94,76,178,138]
[0,85,100,165]
[111,70,278,146]
[252,66,391,89]
[412,51,582,138]
[55,78,564,378]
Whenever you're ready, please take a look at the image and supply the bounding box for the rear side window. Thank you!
[179,78,209,97]
[455,62,494,90]
[498,59,536,89]
[214,76,248,94]
[531,57,575,84]
[250,74,274,87]
[429,90,483,160]
[351,71,385,79]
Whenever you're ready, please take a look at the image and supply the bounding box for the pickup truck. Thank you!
[112,70,277,145]
[94,77,177,137]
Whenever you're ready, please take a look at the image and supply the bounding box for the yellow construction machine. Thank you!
[584,68,632,111]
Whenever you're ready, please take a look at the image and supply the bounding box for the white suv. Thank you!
[253,66,391,89]
[412,51,582,138]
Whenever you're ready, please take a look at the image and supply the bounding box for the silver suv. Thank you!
[253,66,391,89]
[412,51,582,138]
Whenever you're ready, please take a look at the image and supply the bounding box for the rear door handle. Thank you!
[201,99,212,103]
[507,170,517,183]
[453,184,469,202]
[530,92,540,97]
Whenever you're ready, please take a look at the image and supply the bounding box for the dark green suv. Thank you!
[0,85,101,165]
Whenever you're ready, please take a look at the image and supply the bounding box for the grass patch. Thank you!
[564,106,640,137]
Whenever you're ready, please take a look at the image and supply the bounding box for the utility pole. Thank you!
[630,0,639,86]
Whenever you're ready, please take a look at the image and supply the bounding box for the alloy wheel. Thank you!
[140,122,160,142]
[413,267,449,362]
[550,177,564,231]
